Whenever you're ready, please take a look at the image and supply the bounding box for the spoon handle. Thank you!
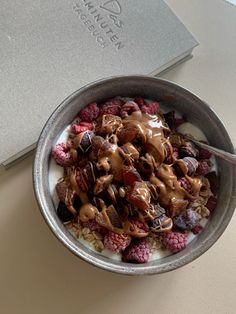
[190,139,236,165]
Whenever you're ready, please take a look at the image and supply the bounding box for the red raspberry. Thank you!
[56,180,73,203]
[71,122,93,134]
[100,98,123,116]
[196,159,212,175]
[75,168,88,192]
[178,177,192,193]
[141,101,160,115]
[162,231,187,253]
[198,146,212,159]
[104,231,131,253]
[78,102,100,122]
[191,224,203,234]
[134,96,146,108]
[122,238,150,263]
[52,143,74,167]
[206,196,217,212]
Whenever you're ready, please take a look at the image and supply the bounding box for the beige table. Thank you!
[1,1,236,313]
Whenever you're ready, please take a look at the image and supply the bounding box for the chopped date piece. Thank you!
[120,101,140,118]
[128,182,151,210]
[123,166,142,186]
[179,141,199,158]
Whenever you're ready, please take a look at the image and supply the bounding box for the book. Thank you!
[0,0,198,168]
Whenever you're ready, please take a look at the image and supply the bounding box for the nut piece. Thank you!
[79,203,98,222]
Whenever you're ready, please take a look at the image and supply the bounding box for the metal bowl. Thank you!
[33,75,236,275]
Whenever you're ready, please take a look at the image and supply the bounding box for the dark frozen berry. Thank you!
[57,201,74,222]
[173,208,201,230]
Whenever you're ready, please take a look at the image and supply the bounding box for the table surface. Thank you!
[1,1,236,313]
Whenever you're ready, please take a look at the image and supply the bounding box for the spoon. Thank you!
[184,135,236,165]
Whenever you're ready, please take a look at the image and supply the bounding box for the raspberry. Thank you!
[120,101,140,118]
[103,231,131,253]
[198,146,212,159]
[56,180,73,203]
[78,102,100,122]
[178,177,192,193]
[173,208,201,230]
[141,101,160,115]
[206,196,217,212]
[196,159,212,175]
[162,231,187,253]
[52,143,74,167]
[134,96,146,108]
[100,98,123,116]
[191,224,203,234]
[71,122,93,134]
[122,238,150,263]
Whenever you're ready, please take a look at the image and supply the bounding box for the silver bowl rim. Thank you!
[33,75,236,275]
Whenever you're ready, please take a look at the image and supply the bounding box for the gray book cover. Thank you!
[0,0,198,168]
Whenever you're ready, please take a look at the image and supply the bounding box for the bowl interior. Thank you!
[33,76,236,275]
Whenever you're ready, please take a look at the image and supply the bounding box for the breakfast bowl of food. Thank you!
[33,75,236,275]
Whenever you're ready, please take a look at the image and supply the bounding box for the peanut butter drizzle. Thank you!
[108,144,124,181]
[79,203,98,222]
[150,164,202,207]
[123,111,170,164]
[70,148,78,162]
